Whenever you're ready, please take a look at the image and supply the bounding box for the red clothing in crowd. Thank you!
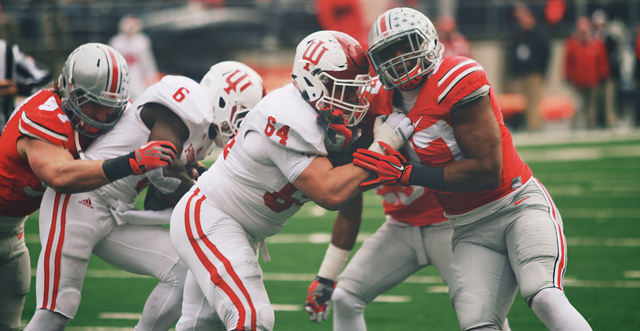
[636,29,640,61]
[315,0,368,47]
[564,36,610,88]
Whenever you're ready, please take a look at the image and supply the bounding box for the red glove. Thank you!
[129,141,178,175]
[304,276,335,323]
[353,141,412,189]
[318,109,352,150]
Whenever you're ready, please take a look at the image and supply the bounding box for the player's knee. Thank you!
[24,309,69,331]
[523,281,561,307]
[452,293,502,331]
[256,304,274,331]
[529,287,565,309]
[332,287,365,314]
[16,251,31,295]
[466,327,501,331]
[161,260,188,288]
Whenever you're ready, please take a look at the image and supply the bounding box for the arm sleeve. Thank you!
[438,61,491,109]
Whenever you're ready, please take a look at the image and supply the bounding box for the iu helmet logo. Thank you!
[224,69,253,94]
[302,40,329,71]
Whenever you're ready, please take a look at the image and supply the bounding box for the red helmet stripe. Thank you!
[105,48,120,94]
[379,13,388,34]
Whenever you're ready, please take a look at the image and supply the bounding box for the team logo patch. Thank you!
[78,197,94,209]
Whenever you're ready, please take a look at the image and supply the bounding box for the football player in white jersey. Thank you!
[169,30,414,331]
[25,61,265,331]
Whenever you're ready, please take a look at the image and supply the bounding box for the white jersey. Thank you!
[85,75,214,204]
[196,83,327,238]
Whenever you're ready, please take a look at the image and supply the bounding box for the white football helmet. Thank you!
[58,43,130,137]
[200,61,266,147]
[368,7,443,90]
[292,30,372,127]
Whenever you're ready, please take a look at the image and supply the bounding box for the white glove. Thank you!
[145,168,181,194]
[109,201,172,226]
[369,113,414,153]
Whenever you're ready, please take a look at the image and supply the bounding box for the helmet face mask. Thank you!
[315,71,371,126]
[59,43,130,137]
[368,7,443,90]
[292,30,373,127]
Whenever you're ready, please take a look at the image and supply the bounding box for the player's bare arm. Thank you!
[446,94,502,191]
[353,95,501,192]
[293,157,369,210]
[140,102,189,154]
[305,193,362,322]
[18,137,113,193]
[18,136,177,193]
[140,102,196,200]
[331,193,363,250]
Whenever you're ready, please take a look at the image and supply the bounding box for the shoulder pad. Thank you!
[432,56,489,107]
[241,84,327,155]
[134,75,213,128]
[18,90,73,146]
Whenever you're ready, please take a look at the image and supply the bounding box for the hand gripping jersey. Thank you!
[85,75,214,204]
[365,77,447,226]
[196,84,326,238]
[0,89,81,216]
[389,56,532,215]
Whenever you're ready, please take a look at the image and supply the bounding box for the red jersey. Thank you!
[365,77,447,226]
[0,89,81,216]
[563,36,609,88]
[372,57,532,215]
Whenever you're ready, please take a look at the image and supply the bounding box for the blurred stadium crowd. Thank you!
[2,0,640,131]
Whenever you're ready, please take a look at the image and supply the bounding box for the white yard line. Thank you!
[30,269,640,289]
[512,128,640,147]
[373,295,411,303]
[26,233,640,246]
[65,328,137,331]
[518,145,640,162]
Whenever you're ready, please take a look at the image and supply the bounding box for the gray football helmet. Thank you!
[58,43,130,137]
[368,7,443,91]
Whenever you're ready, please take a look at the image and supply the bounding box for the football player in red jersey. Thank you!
[0,43,177,331]
[349,7,591,331]
[305,77,511,331]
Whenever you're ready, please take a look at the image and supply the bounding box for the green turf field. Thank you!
[20,132,640,330]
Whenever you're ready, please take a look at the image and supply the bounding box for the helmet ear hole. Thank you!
[304,77,313,87]
[208,124,219,140]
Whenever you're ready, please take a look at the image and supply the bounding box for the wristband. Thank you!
[408,165,445,190]
[102,152,135,182]
[315,275,335,286]
[317,243,351,280]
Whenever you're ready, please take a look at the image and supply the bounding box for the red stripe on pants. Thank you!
[184,189,257,330]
